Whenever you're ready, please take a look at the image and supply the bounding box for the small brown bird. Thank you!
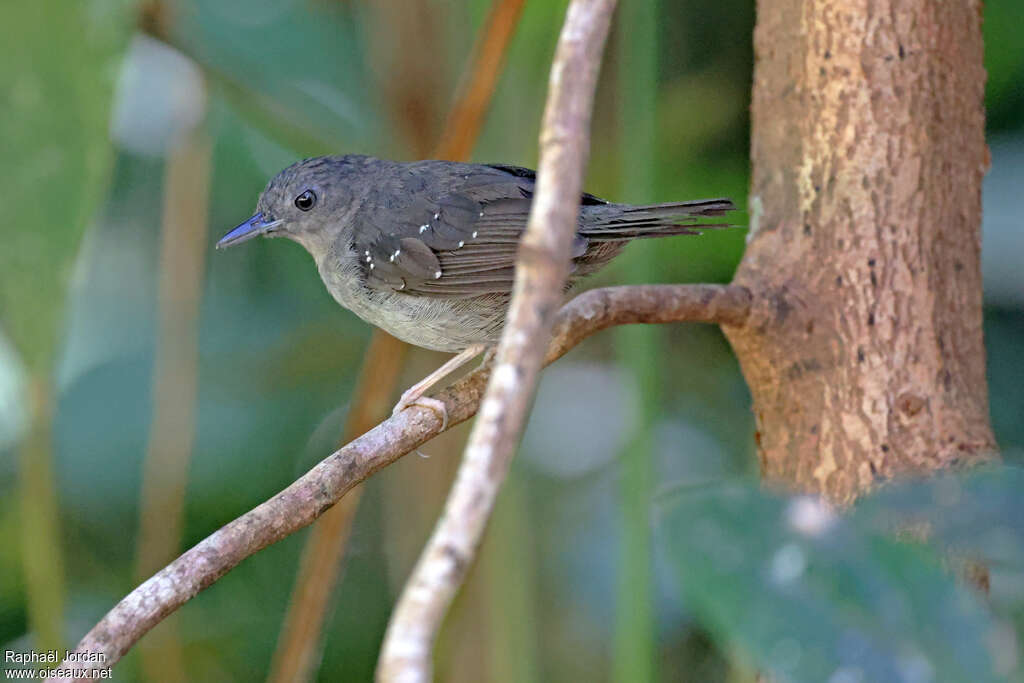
[218,155,733,424]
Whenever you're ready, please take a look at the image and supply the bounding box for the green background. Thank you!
[1,0,1022,680]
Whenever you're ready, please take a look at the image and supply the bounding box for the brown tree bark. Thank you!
[724,0,996,503]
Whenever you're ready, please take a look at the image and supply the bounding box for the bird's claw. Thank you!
[393,392,449,431]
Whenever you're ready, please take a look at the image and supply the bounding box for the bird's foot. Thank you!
[390,344,488,431]
[393,390,449,431]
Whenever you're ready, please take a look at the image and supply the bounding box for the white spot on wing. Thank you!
[434,270,442,279]
[419,224,429,233]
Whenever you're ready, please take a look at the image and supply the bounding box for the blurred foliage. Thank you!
[0,0,134,373]
[169,0,378,156]
[0,0,1022,680]
[984,0,1024,132]
[656,467,1024,682]
[1,0,136,657]
[853,465,1024,580]
[613,3,661,681]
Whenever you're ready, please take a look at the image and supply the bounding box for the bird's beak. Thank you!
[216,213,283,249]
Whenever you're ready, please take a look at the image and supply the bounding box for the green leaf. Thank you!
[655,483,1006,682]
[168,0,377,155]
[854,464,1024,577]
[0,0,133,372]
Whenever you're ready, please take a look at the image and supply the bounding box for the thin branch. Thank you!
[47,284,749,683]
[375,1,617,679]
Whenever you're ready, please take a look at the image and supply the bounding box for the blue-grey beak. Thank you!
[216,213,283,249]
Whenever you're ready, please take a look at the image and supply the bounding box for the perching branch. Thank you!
[376,2,617,679]
[47,283,749,683]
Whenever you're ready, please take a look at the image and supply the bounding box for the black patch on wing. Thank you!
[355,163,603,298]
[483,164,610,206]
[354,188,520,297]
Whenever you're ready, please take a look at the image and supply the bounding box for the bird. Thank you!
[217,154,734,427]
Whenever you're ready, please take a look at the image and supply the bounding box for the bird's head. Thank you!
[217,155,367,259]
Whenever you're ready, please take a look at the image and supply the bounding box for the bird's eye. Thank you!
[294,190,317,211]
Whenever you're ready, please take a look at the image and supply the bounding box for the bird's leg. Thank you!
[393,344,489,430]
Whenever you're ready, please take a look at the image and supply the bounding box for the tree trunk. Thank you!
[724,0,996,503]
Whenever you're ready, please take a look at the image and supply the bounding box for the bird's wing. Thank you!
[351,165,591,299]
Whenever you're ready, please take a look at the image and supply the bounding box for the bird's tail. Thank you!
[580,198,736,240]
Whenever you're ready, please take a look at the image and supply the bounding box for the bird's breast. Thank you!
[316,251,506,352]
